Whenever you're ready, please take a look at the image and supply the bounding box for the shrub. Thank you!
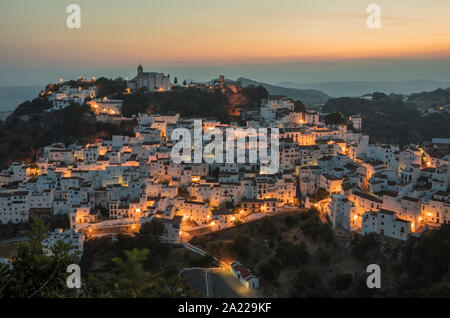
[257,262,276,281]
[333,273,353,291]
[275,241,310,267]
[316,247,331,266]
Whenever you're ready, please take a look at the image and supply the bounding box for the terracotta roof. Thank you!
[231,261,256,281]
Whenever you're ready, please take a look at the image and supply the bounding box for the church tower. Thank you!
[137,64,143,76]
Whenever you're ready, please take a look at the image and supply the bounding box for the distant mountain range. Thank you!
[407,87,450,108]
[0,86,42,112]
[237,77,330,105]
[276,80,450,98]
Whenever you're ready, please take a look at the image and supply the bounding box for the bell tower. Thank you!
[137,64,143,76]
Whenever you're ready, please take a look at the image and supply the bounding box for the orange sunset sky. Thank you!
[1,0,450,85]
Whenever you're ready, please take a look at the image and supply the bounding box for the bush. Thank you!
[351,234,379,262]
[293,269,322,295]
[231,233,251,258]
[189,254,215,268]
[316,247,331,266]
[319,224,334,244]
[257,262,276,281]
[275,241,310,267]
[333,273,353,291]
[312,188,330,203]
[283,215,298,229]
[258,217,278,236]
[302,219,321,241]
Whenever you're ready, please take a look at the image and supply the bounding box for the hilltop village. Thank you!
[0,68,449,266]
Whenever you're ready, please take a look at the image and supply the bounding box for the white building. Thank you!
[179,200,211,224]
[231,261,259,289]
[328,194,357,231]
[349,115,362,131]
[128,65,170,92]
[42,228,85,258]
[361,209,411,241]
[0,191,30,224]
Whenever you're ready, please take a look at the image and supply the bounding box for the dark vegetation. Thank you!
[0,217,201,297]
[324,112,347,126]
[78,221,201,297]
[121,84,269,120]
[121,87,231,120]
[0,218,78,297]
[0,78,269,170]
[0,214,69,241]
[311,188,330,203]
[407,87,450,108]
[0,103,135,170]
[324,92,450,145]
[191,209,450,297]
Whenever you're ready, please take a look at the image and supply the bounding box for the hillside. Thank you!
[0,78,269,169]
[0,103,136,170]
[323,92,450,145]
[190,209,450,297]
[407,87,450,108]
[237,77,329,105]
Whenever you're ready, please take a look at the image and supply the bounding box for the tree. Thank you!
[241,85,269,107]
[231,233,251,258]
[312,188,330,203]
[323,94,450,146]
[275,241,310,267]
[294,100,306,113]
[138,220,167,243]
[183,80,187,86]
[174,77,178,85]
[350,233,379,262]
[332,273,353,291]
[324,112,347,125]
[316,247,331,265]
[257,262,276,281]
[110,248,200,297]
[188,254,215,267]
[293,269,322,295]
[283,215,298,229]
[95,77,126,98]
[25,216,49,251]
[0,218,77,298]
[319,223,334,244]
[258,217,278,236]
[113,248,152,294]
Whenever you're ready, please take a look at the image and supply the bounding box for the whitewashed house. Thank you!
[230,261,259,289]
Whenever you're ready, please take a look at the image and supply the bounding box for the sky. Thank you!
[1,0,450,86]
